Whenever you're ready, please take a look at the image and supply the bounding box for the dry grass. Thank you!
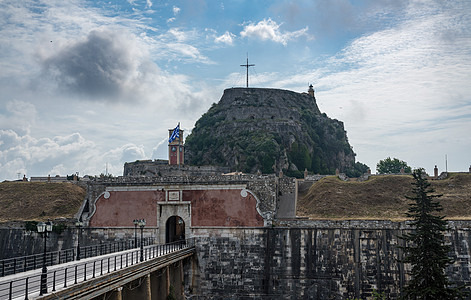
[0,182,86,222]
[297,173,471,220]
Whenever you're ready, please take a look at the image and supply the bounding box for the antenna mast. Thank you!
[240,54,255,88]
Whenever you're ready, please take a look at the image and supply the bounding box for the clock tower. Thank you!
[168,126,184,165]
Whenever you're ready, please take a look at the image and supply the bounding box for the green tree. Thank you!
[376,157,412,174]
[346,161,370,178]
[400,168,463,299]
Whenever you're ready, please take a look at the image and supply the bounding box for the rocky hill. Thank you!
[185,88,367,176]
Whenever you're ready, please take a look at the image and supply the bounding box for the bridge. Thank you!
[0,239,196,300]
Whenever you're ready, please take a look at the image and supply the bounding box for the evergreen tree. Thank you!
[400,168,462,299]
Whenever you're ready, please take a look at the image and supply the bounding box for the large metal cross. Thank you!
[240,55,255,88]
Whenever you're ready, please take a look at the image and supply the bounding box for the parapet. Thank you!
[123,160,230,177]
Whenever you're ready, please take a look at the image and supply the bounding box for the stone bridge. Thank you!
[0,240,195,300]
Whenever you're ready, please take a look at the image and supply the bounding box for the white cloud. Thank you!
[215,31,235,45]
[0,129,151,179]
[168,28,189,42]
[173,6,181,15]
[0,100,37,135]
[264,1,471,174]
[146,0,153,9]
[240,18,310,46]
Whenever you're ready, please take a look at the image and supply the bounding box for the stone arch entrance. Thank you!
[165,216,185,243]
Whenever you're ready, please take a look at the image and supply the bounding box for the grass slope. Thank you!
[0,182,86,222]
[297,173,471,220]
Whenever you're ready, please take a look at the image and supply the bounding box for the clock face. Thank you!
[179,146,183,151]
[171,146,177,152]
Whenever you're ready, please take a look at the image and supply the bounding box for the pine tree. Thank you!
[400,168,462,299]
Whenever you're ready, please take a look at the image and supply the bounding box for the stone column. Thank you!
[126,274,151,300]
[108,287,123,300]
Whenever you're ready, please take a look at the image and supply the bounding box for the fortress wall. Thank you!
[82,174,285,227]
[2,221,471,299]
[123,160,230,177]
[190,222,471,299]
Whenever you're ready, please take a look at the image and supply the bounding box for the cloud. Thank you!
[0,129,150,180]
[152,28,213,63]
[240,1,471,173]
[272,0,409,37]
[173,6,181,15]
[40,29,149,102]
[240,18,310,46]
[0,100,37,135]
[215,31,235,45]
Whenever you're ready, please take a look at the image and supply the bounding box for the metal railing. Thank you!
[0,238,156,277]
[0,238,194,300]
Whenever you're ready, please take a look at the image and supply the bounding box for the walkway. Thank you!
[0,239,194,300]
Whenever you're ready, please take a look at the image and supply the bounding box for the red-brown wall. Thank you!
[89,191,163,227]
[89,188,263,228]
[185,190,263,227]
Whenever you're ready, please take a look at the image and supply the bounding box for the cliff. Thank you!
[185,88,364,176]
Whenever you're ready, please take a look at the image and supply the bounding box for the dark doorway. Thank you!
[165,216,185,243]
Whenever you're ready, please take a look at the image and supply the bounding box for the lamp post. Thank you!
[75,220,83,260]
[138,219,146,262]
[133,219,139,248]
[37,220,53,296]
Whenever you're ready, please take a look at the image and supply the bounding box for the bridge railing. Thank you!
[0,237,156,278]
[0,238,194,300]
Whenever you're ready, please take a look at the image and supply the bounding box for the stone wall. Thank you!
[189,222,471,299]
[79,174,287,227]
[123,160,230,177]
[3,221,471,299]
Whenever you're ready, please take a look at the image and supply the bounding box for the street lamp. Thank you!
[133,219,139,248]
[37,220,53,296]
[138,219,146,262]
[75,220,83,260]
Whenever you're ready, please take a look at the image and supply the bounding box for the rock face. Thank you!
[185,88,357,176]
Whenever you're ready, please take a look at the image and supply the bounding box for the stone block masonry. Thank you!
[189,222,471,299]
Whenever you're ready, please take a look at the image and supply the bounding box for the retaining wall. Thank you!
[190,222,471,299]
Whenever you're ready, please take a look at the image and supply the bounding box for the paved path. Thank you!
[0,242,187,300]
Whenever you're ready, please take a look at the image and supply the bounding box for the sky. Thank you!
[1,0,470,180]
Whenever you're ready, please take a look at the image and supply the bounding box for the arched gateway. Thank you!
[166,216,185,243]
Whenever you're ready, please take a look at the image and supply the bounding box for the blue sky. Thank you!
[1,0,470,180]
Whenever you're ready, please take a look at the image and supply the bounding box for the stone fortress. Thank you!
[71,87,471,299]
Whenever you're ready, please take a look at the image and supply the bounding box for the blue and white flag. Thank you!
[169,123,180,143]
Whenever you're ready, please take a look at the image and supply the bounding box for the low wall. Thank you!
[0,227,157,259]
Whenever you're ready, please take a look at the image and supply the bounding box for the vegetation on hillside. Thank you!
[185,88,368,177]
[297,173,471,220]
[0,182,85,222]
